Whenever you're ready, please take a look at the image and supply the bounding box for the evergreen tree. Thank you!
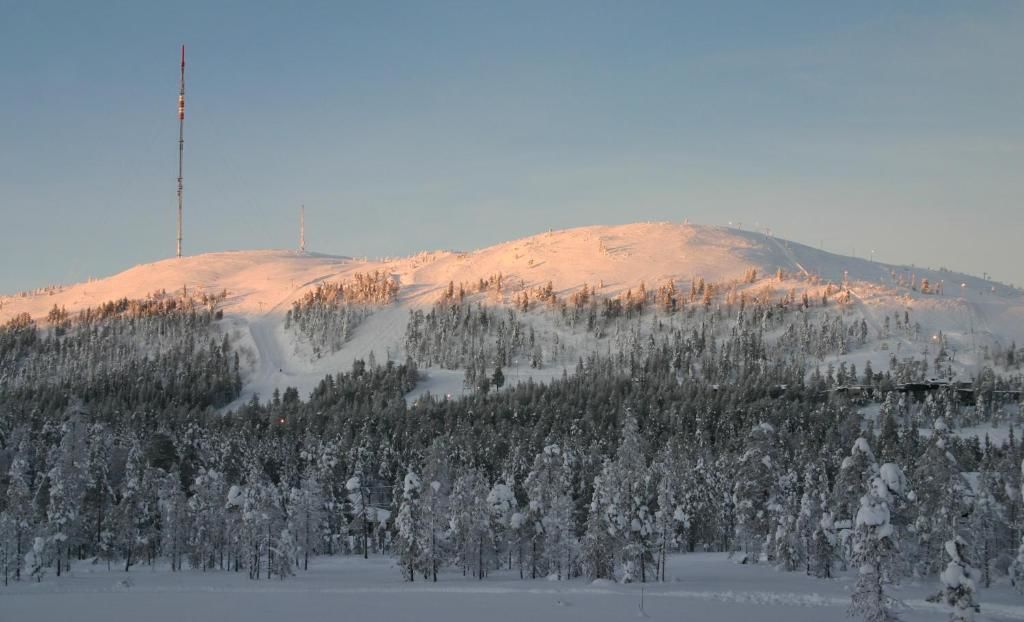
[588,413,655,581]
[913,419,969,576]
[287,467,325,572]
[1010,459,1024,594]
[449,468,493,579]
[6,446,33,581]
[188,468,228,571]
[733,423,781,563]
[928,537,981,622]
[395,470,423,581]
[524,444,576,580]
[419,440,451,582]
[157,470,188,571]
[849,458,907,622]
[832,436,878,563]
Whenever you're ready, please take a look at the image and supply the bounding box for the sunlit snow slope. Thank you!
[3,222,1022,405]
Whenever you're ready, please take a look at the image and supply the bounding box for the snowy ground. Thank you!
[4,553,1023,622]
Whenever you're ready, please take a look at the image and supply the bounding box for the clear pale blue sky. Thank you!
[1,1,1022,293]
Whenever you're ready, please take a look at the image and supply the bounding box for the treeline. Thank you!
[0,294,241,409]
[286,271,399,357]
[1,339,1022,595]
[404,286,976,397]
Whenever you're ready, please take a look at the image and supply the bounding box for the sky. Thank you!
[1,1,1022,293]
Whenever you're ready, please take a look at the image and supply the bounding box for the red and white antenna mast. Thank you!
[176,45,186,258]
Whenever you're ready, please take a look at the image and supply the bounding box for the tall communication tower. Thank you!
[176,45,186,258]
[300,205,306,253]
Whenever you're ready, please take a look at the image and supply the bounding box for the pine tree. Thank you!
[46,416,88,577]
[188,468,228,571]
[345,471,372,559]
[812,510,838,579]
[486,479,518,574]
[525,444,576,580]
[115,439,154,572]
[287,467,324,572]
[799,462,831,577]
[449,468,493,579]
[6,446,33,581]
[914,419,969,576]
[928,537,981,622]
[968,467,1002,589]
[588,413,655,581]
[849,459,907,622]
[773,470,803,571]
[581,469,617,580]
[419,441,451,582]
[395,470,423,581]
[157,470,188,571]
[652,442,689,581]
[832,436,878,564]
[82,423,113,562]
[733,423,781,563]
[876,394,902,463]
[1010,459,1024,594]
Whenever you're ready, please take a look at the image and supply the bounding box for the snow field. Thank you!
[4,553,1024,622]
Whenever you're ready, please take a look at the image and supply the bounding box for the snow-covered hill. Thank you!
[3,222,1022,404]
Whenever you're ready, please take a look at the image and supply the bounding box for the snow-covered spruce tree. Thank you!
[927,537,980,622]
[524,444,577,580]
[45,415,88,577]
[876,394,902,464]
[798,462,832,577]
[114,439,155,572]
[652,441,689,582]
[5,445,33,581]
[486,479,518,574]
[157,470,189,571]
[395,470,423,581]
[239,467,287,580]
[1011,459,1024,594]
[303,437,346,556]
[968,466,1002,589]
[581,467,617,580]
[287,467,325,572]
[812,509,839,579]
[913,418,969,576]
[0,511,13,585]
[732,422,781,564]
[418,440,451,581]
[449,468,493,579]
[188,467,228,571]
[82,423,113,563]
[849,459,907,622]
[345,469,373,559]
[773,469,804,571]
[832,436,878,565]
[588,413,655,582]
[25,536,47,583]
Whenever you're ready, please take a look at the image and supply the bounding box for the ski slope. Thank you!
[3,222,1022,404]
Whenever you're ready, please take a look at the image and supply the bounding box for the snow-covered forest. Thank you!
[2,283,1024,621]
[2,224,1024,620]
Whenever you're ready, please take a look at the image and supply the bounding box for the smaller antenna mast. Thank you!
[300,205,305,253]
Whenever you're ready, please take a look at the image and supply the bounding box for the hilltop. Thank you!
[3,222,1021,404]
